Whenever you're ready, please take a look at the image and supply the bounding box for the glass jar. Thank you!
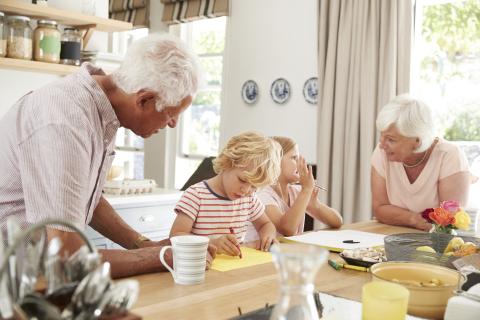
[60,27,81,66]
[0,12,6,57]
[6,15,32,60]
[34,19,60,63]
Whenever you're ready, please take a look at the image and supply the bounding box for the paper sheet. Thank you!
[284,229,386,252]
[211,247,272,272]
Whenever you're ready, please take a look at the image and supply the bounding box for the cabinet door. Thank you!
[116,203,177,235]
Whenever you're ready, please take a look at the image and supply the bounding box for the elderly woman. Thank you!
[371,95,470,231]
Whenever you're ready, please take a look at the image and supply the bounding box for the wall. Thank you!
[0,0,109,118]
[220,0,319,162]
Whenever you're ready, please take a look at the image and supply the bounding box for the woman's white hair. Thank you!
[376,94,435,152]
[111,33,201,111]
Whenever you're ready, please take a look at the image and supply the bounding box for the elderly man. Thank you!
[0,34,214,278]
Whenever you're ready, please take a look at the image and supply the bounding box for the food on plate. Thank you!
[416,246,436,253]
[341,247,386,263]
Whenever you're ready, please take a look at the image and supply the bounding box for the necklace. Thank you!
[402,151,428,168]
[402,137,439,168]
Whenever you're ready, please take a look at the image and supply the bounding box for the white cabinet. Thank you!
[85,188,182,249]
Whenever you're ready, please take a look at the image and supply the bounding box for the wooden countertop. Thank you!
[128,221,421,319]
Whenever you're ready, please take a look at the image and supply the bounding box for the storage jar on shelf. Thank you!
[34,19,61,63]
[0,12,6,57]
[6,15,32,60]
[60,27,81,66]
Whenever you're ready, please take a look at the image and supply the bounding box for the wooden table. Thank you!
[129,221,421,319]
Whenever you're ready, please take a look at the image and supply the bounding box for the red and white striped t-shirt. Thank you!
[174,181,265,242]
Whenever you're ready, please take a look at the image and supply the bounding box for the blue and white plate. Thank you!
[241,80,259,105]
[270,78,290,104]
[303,77,318,105]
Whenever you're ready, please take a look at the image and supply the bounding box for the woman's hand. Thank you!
[210,235,241,256]
[411,213,432,231]
[297,156,314,192]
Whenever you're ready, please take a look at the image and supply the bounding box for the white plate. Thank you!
[303,77,318,105]
[270,78,291,104]
[241,80,259,105]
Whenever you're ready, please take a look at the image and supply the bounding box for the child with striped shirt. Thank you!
[170,131,281,256]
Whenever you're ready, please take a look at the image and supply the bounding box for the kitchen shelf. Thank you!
[0,57,79,75]
[0,0,132,32]
[0,1,132,75]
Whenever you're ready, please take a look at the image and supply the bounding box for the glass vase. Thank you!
[269,244,328,320]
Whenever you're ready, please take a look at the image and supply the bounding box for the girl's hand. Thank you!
[256,234,278,252]
[210,235,241,256]
[308,186,320,209]
[297,156,314,192]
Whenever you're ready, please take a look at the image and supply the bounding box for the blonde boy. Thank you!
[170,131,281,256]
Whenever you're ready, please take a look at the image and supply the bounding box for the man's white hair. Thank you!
[376,94,435,152]
[111,33,201,111]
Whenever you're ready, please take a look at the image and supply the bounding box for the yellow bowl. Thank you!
[370,262,464,319]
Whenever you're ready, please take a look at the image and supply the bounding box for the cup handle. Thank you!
[159,246,175,278]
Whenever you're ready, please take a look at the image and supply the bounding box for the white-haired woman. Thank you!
[371,94,470,231]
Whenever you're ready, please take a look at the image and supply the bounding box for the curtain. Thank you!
[316,0,412,224]
[109,0,150,28]
[160,0,229,25]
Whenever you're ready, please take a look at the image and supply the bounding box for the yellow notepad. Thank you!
[211,247,272,272]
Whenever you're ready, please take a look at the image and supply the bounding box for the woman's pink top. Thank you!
[371,139,469,213]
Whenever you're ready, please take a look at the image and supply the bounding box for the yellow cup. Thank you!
[362,281,409,320]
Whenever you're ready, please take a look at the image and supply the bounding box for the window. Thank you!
[174,17,227,189]
[412,0,480,221]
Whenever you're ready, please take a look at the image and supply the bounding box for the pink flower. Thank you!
[440,200,460,213]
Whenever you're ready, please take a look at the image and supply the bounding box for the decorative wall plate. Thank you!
[241,80,259,105]
[303,77,318,105]
[270,78,290,104]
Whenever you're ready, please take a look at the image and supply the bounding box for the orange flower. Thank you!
[429,207,456,226]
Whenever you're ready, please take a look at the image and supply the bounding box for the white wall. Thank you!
[0,0,109,118]
[220,0,319,163]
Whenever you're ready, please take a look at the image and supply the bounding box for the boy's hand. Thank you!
[205,243,217,269]
[211,235,241,256]
[256,234,278,252]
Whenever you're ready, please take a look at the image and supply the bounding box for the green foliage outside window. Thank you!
[421,0,480,141]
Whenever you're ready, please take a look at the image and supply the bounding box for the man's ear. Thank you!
[136,90,157,109]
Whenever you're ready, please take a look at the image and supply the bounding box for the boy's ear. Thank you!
[136,90,157,109]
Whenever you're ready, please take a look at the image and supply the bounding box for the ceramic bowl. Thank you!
[370,261,464,319]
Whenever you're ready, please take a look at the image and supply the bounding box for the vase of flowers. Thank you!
[422,200,471,234]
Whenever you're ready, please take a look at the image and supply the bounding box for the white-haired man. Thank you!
[0,34,215,278]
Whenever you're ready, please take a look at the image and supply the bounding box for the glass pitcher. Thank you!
[270,243,328,320]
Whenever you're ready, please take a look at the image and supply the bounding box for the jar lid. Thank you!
[64,27,80,32]
[7,15,30,22]
[38,19,58,27]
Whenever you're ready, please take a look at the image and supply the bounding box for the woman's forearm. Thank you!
[374,204,430,230]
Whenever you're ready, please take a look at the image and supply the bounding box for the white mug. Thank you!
[159,235,209,285]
